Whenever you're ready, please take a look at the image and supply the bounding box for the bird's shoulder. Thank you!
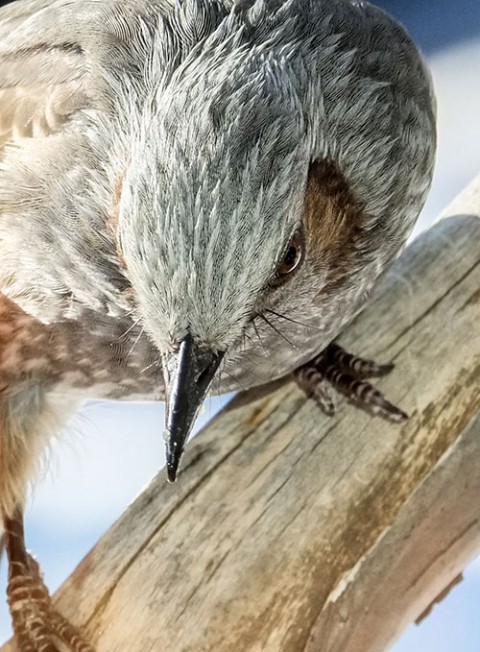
[0,0,166,150]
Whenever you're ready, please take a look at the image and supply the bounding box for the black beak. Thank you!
[162,333,223,483]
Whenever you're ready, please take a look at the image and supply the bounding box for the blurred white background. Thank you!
[1,0,479,648]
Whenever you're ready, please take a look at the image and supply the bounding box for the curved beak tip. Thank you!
[166,441,182,483]
[166,462,179,483]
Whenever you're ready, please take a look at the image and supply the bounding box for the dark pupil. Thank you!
[284,245,297,268]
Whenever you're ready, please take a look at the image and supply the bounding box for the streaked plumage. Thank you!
[0,0,435,648]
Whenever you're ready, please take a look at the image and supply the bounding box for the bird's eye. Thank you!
[274,229,304,282]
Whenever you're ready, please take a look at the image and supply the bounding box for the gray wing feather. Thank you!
[0,0,146,317]
[0,2,92,153]
[0,0,177,152]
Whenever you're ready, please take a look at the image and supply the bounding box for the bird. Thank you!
[0,0,436,649]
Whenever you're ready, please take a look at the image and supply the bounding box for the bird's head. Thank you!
[111,20,435,480]
[115,54,313,480]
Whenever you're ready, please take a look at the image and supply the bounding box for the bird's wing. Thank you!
[0,0,105,155]
[0,0,161,319]
[0,0,171,155]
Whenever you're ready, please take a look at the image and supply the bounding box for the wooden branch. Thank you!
[3,177,480,651]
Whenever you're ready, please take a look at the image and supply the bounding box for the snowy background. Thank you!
[1,0,480,648]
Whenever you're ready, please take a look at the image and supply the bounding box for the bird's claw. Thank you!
[7,552,94,652]
[2,508,94,652]
[6,551,93,652]
[295,342,408,422]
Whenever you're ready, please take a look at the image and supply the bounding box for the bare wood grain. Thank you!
[3,177,480,652]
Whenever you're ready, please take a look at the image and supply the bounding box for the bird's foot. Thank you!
[294,342,408,422]
[4,511,94,652]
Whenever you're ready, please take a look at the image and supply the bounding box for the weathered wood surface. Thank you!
[4,177,480,651]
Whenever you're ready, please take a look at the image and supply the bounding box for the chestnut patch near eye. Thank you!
[304,160,365,290]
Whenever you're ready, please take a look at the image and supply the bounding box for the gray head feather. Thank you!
[119,48,308,351]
